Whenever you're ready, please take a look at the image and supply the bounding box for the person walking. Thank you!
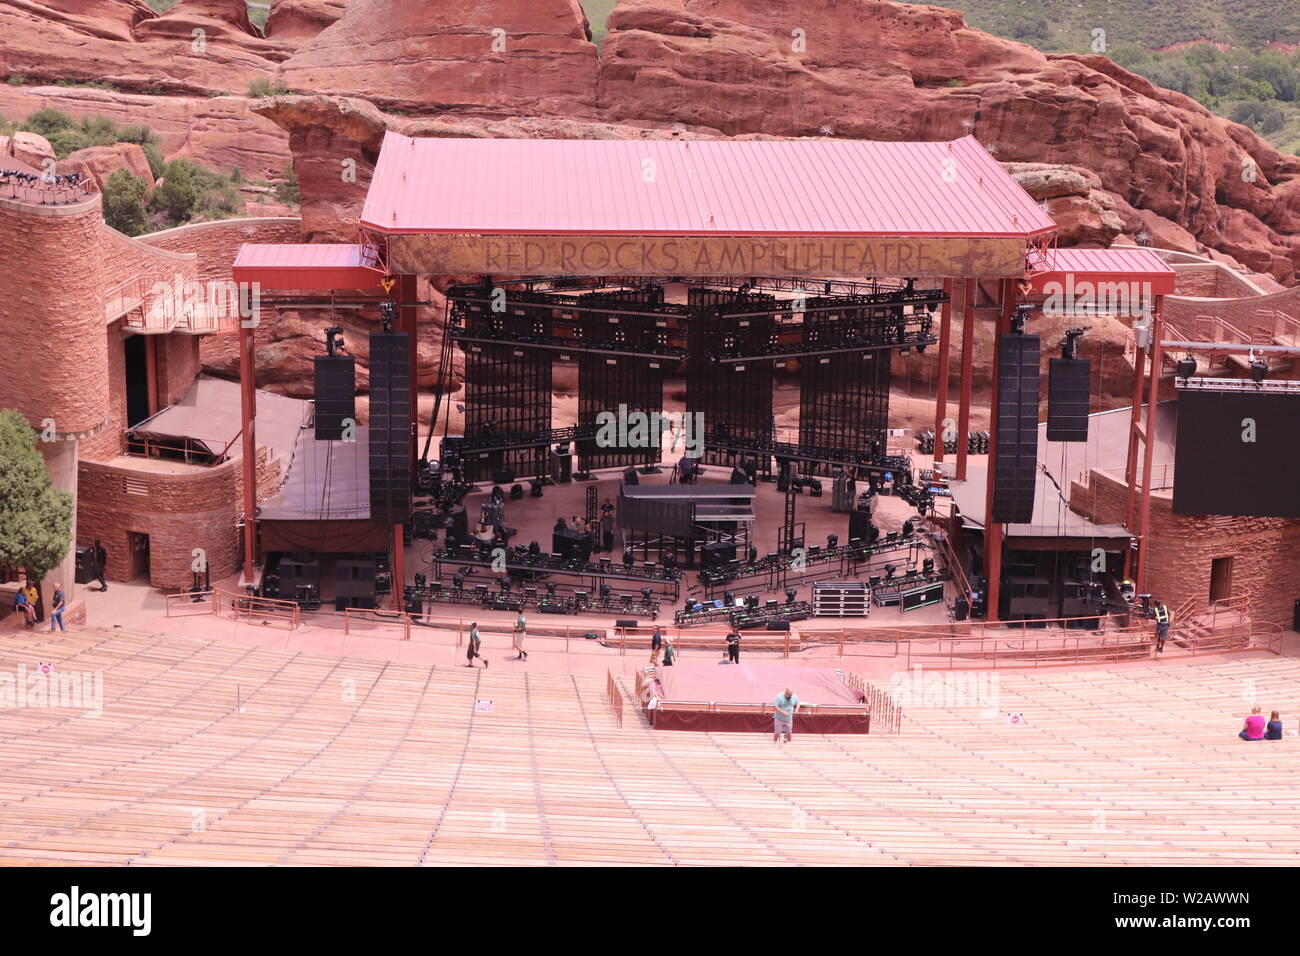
[49,583,66,632]
[650,626,663,665]
[92,539,108,592]
[661,635,676,667]
[1153,601,1170,653]
[513,611,528,661]
[773,687,798,744]
[466,621,488,668]
[726,629,741,664]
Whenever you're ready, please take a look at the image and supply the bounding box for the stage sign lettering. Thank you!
[386,233,1028,279]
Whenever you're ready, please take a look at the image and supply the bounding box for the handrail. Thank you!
[164,589,217,617]
[606,670,624,728]
[212,586,300,629]
[343,607,411,641]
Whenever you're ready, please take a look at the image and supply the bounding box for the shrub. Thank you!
[151,159,199,225]
[102,169,151,237]
[248,77,291,98]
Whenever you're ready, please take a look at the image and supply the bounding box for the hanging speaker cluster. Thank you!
[368,330,412,524]
[990,332,1039,524]
[1046,329,1090,443]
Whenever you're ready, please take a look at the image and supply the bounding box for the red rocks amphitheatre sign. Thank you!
[383,233,1031,279]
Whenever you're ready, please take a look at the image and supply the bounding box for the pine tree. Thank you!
[0,410,74,590]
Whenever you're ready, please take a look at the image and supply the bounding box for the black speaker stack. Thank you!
[368,330,412,525]
[1046,356,1091,443]
[313,354,356,441]
[335,558,377,611]
[991,333,1039,524]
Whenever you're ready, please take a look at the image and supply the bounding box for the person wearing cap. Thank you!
[661,635,676,667]
[773,687,798,744]
[466,622,487,668]
[513,611,528,661]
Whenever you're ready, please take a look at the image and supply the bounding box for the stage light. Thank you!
[599,583,612,599]
[641,587,653,600]
[623,550,635,568]
[452,574,465,590]
[885,564,897,580]
[785,588,797,604]
[723,589,735,605]
[1177,356,1197,380]
[826,533,838,549]
[546,582,558,596]
[414,573,426,590]
[1250,359,1268,384]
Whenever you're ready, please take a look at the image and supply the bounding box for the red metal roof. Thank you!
[1027,246,1176,295]
[231,243,384,290]
[360,133,1058,239]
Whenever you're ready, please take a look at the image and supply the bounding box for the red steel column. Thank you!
[391,273,419,608]
[982,278,1018,623]
[933,279,954,465]
[1122,314,1150,579]
[1136,297,1165,593]
[238,318,258,581]
[955,279,976,481]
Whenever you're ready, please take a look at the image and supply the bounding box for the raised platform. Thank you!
[647,663,870,733]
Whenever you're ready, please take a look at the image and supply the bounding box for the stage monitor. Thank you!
[1173,389,1300,517]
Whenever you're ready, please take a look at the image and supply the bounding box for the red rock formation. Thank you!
[0,85,292,178]
[2,130,56,167]
[599,0,1300,282]
[265,0,345,41]
[277,0,599,116]
[0,0,286,95]
[63,142,156,190]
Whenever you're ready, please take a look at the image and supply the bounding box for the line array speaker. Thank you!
[1046,356,1090,443]
[313,354,356,440]
[369,331,412,524]
[991,333,1039,525]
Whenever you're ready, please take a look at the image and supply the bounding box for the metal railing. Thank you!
[606,670,624,728]
[343,607,412,640]
[841,671,903,734]
[164,589,217,617]
[214,587,301,629]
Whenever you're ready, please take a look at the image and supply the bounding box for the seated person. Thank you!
[1239,705,1267,741]
[1266,711,1283,740]
[14,586,36,626]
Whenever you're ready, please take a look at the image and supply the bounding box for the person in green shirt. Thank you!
[661,636,676,667]
[513,612,528,661]
[466,622,487,668]
[773,687,798,744]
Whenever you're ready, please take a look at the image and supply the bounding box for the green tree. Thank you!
[151,159,198,225]
[0,410,73,590]
[1230,99,1286,135]
[102,169,151,236]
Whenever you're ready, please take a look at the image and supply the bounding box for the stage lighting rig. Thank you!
[380,299,397,332]
[1010,302,1033,335]
[1059,327,1085,360]
[323,326,345,356]
[1249,352,1269,384]
[1177,355,1197,381]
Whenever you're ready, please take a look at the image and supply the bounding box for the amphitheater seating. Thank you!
[0,626,1296,865]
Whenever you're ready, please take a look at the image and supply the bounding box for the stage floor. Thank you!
[432,458,950,626]
[657,663,862,705]
[649,663,870,733]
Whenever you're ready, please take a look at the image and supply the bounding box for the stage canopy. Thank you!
[232,242,384,291]
[358,133,1057,279]
[1026,246,1176,298]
